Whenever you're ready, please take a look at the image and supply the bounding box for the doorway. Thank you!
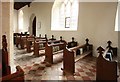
[32,16,36,36]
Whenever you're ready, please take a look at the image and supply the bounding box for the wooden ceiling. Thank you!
[14,0,33,10]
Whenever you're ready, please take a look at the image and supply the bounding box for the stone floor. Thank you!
[13,46,96,81]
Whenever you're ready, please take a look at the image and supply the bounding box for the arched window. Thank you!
[18,10,24,32]
[51,0,79,31]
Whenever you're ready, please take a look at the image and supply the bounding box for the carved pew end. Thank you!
[96,46,117,81]
[62,38,93,76]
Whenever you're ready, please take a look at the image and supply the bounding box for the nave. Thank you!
[1,34,119,81]
[1,1,120,81]
[13,46,96,81]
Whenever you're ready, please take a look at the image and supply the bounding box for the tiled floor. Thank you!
[13,46,96,81]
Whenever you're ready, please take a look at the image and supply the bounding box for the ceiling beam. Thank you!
[14,0,33,10]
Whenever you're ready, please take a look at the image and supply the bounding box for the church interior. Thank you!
[0,0,120,81]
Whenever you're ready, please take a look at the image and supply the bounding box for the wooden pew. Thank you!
[39,34,47,41]
[19,32,29,49]
[33,35,65,57]
[33,34,48,56]
[67,37,78,48]
[15,32,29,49]
[106,41,117,57]
[49,35,56,41]
[26,35,35,53]
[33,40,46,57]
[1,35,24,82]
[96,44,117,81]
[13,33,20,45]
[34,34,48,44]
[1,66,24,82]
[48,36,67,50]
[44,38,66,64]
[2,35,11,76]
[26,34,47,53]
[15,33,21,48]
[59,36,67,50]
[33,36,66,57]
[67,37,81,56]
[62,38,93,75]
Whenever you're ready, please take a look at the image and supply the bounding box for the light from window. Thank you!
[51,0,79,31]
[18,10,24,32]
[115,1,120,31]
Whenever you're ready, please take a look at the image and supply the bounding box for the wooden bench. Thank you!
[62,38,93,75]
[33,40,46,56]
[1,66,24,82]
[2,35,11,76]
[26,35,35,53]
[19,33,29,49]
[15,33,21,47]
[15,32,29,49]
[44,38,66,64]
[67,37,78,48]
[39,34,47,41]
[106,41,117,57]
[1,35,24,82]
[49,35,56,41]
[33,34,48,56]
[26,34,47,53]
[33,36,66,57]
[14,33,20,45]
[96,42,118,81]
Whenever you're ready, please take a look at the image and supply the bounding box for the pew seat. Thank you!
[53,50,63,55]
[1,66,24,82]
[75,50,92,62]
